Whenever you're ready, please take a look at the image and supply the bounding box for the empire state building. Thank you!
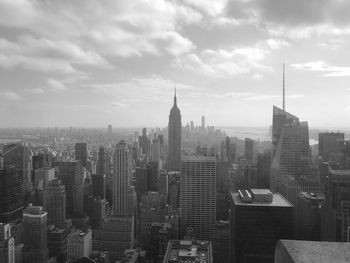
[167,89,182,171]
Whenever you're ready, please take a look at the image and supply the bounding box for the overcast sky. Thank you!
[0,0,350,128]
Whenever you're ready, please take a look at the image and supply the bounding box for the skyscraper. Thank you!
[151,137,160,162]
[22,205,49,263]
[230,189,294,263]
[201,115,205,132]
[0,223,15,263]
[139,128,150,157]
[43,179,66,226]
[318,132,345,163]
[0,166,24,223]
[244,138,254,163]
[75,143,88,168]
[113,141,132,214]
[180,155,216,240]
[270,106,314,206]
[167,90,181,171]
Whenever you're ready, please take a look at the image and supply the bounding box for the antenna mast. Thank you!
[283,63,285,111]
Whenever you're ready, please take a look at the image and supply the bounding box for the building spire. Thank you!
[283,63,285,111]
[174,83,177,106]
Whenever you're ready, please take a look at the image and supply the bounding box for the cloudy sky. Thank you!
[1,0,350,128]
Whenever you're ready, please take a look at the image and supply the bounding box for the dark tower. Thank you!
[167,88,182,171]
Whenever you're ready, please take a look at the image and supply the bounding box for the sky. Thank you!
[0,0,350,128]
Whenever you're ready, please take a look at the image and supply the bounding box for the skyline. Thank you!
[1,0,350,128]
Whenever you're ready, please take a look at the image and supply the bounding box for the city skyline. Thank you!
[0,1,350,128]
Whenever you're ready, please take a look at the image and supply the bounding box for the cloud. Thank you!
[183,0,230,17]
[25,88,45,94]
[47,79,67,91]
[216,91,304,101]
[291,60,350,77]
[0,91,22,101]
[111,101,127,107]
[253,73,264,80]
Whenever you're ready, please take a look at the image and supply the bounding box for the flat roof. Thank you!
[276,240,350,263]
[163,240,212,263]
[231,192,293,207]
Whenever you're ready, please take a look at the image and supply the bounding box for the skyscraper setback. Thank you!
[167,90,182,171]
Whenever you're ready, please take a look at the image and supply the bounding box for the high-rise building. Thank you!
[47,225,68,260]
[139,128,150,157]
[75,143,88,168]
[91,173,106,199]
[297,192,324,241]
[163,240,213,263]
[43,179,66,227]
[93,215,134,262]
[108,124,112,138]
[135,167,149,203]
[244,138,254,163]
[22,205,49,263]
[230,189,294,263]
[257,152,271,189]
[55,161,84,216]
[0,166,24,223]
[213,220,229,263]
[158,173,169,203]
[33,167,55,205]
[67,230,92,262]
[151,138,161,162]
[113,141,132,214]
[271,106,312,206]
[3,143,31,192]
[243,164,258,189]
[201,115,205,132]
[168,172,180,210]
[97,147,107,175]
[167,91,182,171]
[180,155,216,240]
[322,167,350,241]
[0,223,15,263]
[147,161,159,191]
[32,153,51,170]
[318,132,345,163]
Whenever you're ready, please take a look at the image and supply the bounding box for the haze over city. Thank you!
[0,0,350,128]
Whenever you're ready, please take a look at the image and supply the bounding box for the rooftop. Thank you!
[163,240,212,263]
[275,240,350,263]
[231,191,293,207]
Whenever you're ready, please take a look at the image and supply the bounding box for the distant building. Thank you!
[230,189,294,263]
[91,174,106,199]
[22,205,49,263]
[139,128,150,157]
[244,138,254,163]
[257,152,271,189]
[113,141,132,214]
[135,167,149,203]
[67,230,92,262]
[243,164,258,189]
[151,138,161,162]
[180,155,216,240]
[43,179,66,226]
[75,143,88,168]
[167,91,182,171]
[318,132,344,163]
[162,240,213,263]
[32,153,51,170]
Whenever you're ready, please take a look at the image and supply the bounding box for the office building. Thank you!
[168,172,180,210]
[86,197,106,229]
[230,189,294,263]
[151,138,161,162]
[3,143,31,192]
[201,116,205,132]
[55,161,84,216]
[323,167,350,241]
[244,138,254,163]
[91,174,106,199]
[243,164,258,189]
[163,240,212,263]
[113,141,132,214]
[213,220,229,263]
[43,179,66,226]
[47,225,68,260]
[93,214,134,262]
[75,143,88,168]
[33,167,55,205]
[297,192,324,241]
[0,166,25,223]
[270,106,312,206]
[0,223,15,263]
[180,155,216,240]
[149,222,172,262]
[147,161,159,192]
[22,205,49,263]
[67,230,92,262]
[167,91,182,171]
[32,153,51,170]
[318,132,345,163]
[135,167,149,203]
[257,152,271,189]
[158,173,169,203]
[139,128,150,157]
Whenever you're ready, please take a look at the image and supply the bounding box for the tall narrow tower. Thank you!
[167,89,182,171]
